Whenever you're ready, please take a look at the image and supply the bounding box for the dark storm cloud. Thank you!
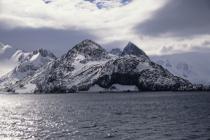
[0,28,98,56]
[135,0,210,37]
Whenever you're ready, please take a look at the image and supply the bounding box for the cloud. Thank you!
[0,28,98,56]
[160,46,174,54]
[0,0,210,57]
[202,41,210,46]
[83,0,132,9]
[135,0,210,37]
[191,40,210,53]
[1,0,210,77]
[0,0,166,45]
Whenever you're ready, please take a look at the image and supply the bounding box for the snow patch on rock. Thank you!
[88,84,138,92]
[110,84,138,92]
[88,84,106,92]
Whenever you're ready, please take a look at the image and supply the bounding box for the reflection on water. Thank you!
[0,92,210,140]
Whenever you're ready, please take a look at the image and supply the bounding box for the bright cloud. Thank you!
[0,0,210,55]
[0,0,164,46]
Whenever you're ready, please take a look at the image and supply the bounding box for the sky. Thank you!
[0,0,210,56]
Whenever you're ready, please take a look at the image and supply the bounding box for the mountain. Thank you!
[3,40,194,93]
[0,42,30,62]
[121,42,149,59]
[0,42,31,77]
[109,48,122,56]
[151,52,210,85]
[0,48,56,90]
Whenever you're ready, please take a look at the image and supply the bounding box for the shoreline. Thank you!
[0,90,209,95]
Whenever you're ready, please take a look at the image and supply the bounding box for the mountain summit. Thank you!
[63,39,108,61]
[121,42,149,59]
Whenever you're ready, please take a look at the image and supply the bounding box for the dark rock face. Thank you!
[3,40,196,93]
[109,48,122,56]
[62,39,109,61]
[138,69,192,91]
[95,57,193,91]
[121,42,149,59]
[32,48,57,59]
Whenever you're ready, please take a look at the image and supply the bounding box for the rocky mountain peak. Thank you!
[121,42,149,59]
[74,39,104,51]
[32,48,56,59]
[63,39,108,60]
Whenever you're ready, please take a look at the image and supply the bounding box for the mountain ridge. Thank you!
[151,52,210,85]
[0,40,209,93]
[0,48,56,90]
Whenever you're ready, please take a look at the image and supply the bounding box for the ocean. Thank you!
[0,92,210,140]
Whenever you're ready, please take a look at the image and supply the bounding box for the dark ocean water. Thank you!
[0,92,210,140]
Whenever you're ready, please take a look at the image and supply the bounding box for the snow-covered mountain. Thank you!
[151,52,210,85]
[0,42,31,77]
[121,42,149,59]
[0,42,31,62]
[0,48,56,90]
[3,40,194,93]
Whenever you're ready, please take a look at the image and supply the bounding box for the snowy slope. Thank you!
[0,42,31,77]
[0,48,56,90]
[8,40,193,93]
[88,84,138,92]
[15,40,112,93]
[151,52,210,85]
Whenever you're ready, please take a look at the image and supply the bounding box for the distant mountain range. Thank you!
[0,42,30,76]
[0,40,209,93]
[0,45,56,90]
[151,53,210,86]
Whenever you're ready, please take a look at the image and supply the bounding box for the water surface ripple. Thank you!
[0,92,210,140]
